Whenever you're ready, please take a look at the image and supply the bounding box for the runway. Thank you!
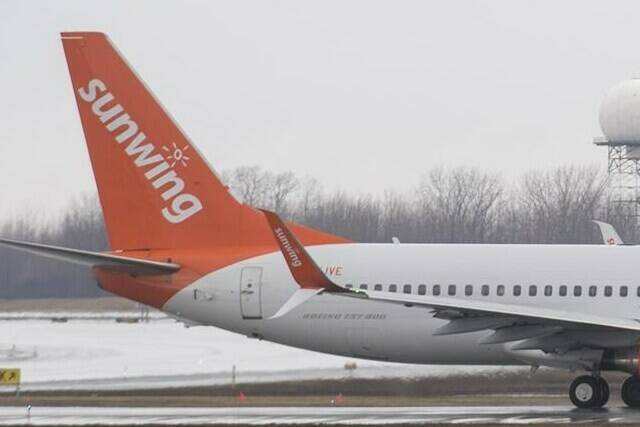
[2,405,640,425]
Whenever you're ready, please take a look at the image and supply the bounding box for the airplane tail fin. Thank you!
[61,32,345,251]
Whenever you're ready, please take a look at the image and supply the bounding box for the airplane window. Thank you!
[497,285,505,296]
[513,285,521,296]
[389,284,397,293]
[448,285,456,296]
[544,285,552,296]
[621,286,628,297]
[559,285,567,296]
[465,285,473,296]
[360,284,368,290]
[637,286,640,297]
[605,286,612,297]
[574,286,582,297]
[345,284,353,289]
[481,285,490,296]
[403,284,412,294]
[589,286,597,297]
[433,284,441,296]
[529,285,537,296]
[418,285,426,295]
[374,284,383,291]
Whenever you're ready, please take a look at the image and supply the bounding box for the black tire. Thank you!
[569,375,601,409]
[596,377,610,407]
[622,376,640,408]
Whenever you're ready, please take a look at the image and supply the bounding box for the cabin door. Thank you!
[240,267,263,319]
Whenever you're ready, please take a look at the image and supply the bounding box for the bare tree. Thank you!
[224,166,270,207]
[267,172,299,214]
[380,190,413,243]
[292,177,324,224]
[0,194,107,299]
[517,165,607,244]
[0,164,630,299]
[415,167,503,243]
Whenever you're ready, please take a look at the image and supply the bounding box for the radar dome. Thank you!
[599,79,640,145]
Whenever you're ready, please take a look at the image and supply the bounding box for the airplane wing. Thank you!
[262,210,640,352]
[362,291,640,333]
[593,220,624,245]
[360,290,640,358]
[0,238,180,275]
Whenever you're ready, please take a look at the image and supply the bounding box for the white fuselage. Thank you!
[164,244,640,366]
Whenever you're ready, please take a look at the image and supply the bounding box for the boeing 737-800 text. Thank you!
[2,32,640,409]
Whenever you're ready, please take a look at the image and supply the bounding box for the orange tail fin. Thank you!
[61,32,346,251]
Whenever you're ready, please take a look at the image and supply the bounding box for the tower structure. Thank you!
[594,79,640,221]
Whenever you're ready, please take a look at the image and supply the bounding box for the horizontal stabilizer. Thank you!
[0,238,180,275]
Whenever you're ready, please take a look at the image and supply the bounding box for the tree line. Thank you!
[0,164,633,299]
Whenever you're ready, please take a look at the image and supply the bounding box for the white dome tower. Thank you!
[598,79,640,154]
[594,79,640,220]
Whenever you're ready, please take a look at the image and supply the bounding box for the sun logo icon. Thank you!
[162,142,191,168]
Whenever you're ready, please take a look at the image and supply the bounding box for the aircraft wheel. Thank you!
[569,375,601,408]
[596,377,609,407]
[622,376,640,407]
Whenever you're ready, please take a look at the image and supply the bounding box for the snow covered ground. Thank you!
[0,312,164,321]
[0,318,509,391]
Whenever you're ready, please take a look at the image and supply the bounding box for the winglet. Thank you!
[260,209,346,293]
[592,220,624,245]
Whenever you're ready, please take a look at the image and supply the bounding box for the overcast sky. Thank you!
[1,0,638,219]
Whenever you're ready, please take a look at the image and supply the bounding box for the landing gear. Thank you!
[596,377,610,407]
[622,376,640,407]
[569,375,609,408]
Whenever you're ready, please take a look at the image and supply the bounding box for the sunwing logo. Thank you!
[274,227,302,267]
[77,79,202,224]
[163,142,191,168]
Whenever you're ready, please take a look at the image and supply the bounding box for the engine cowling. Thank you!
[600,347,640,377]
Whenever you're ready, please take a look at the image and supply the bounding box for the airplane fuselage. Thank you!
[164,243,640,365]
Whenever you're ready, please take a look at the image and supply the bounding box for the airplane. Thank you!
[593,220,625,245]
[1,31,640,409]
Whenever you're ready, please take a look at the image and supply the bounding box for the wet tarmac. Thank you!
[2,405,640,425]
